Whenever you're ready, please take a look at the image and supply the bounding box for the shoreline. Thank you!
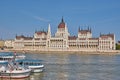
[0,49,120,55]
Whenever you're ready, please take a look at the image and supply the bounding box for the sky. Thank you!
[0,0,120,41]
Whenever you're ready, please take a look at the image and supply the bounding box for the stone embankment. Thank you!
[0,49,120,55]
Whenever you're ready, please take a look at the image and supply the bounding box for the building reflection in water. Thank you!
[54,54,69,80]
[67,54,116,80]
[43,53,69,80]
[0,73,44,80]
[18,52,120,80]
[30,73,44,80]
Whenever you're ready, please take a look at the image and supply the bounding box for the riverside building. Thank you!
[14,18,116,51]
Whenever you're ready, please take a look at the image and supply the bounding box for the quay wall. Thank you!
[0,49,120,55]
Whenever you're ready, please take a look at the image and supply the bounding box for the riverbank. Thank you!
[25,50,120,55]
[1,49,120,55]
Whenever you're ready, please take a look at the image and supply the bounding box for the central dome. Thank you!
[58,18,65,28]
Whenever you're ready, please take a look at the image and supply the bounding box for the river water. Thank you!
[1,52,120,80]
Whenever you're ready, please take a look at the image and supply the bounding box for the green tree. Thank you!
[116,44,120,50]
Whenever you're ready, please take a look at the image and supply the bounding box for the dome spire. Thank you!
[61,16,64,23]
[58,17,65,28]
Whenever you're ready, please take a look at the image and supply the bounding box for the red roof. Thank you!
[34,38,40,40]
[16,35,25,39]
[107,34,114,39]
[100,34,114,39]
[58,22,65,28]
[58,18,65,28]
[78,38,86,40]
[79,30,91,34]
[24,37,33,40]
[35,31,47,35]
[89,38,98,40]
[16,35,33,40]
[68,36,77,40]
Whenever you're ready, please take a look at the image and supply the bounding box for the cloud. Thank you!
[33,16,50,22]
[20,10,50,23]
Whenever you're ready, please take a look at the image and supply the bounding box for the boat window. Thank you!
[19,69,22,70]
[19,62,23,65]
[0,58,3,60]
[26,62,28,65]
[30,63,32,65]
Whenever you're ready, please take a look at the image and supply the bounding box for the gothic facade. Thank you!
[14,18,116,51]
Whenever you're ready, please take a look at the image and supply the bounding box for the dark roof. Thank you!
[78,27,91,34]
[16,35,33,40]
[79,30,91,34]
[100,33,114,39]
[107,34,114,39]
[89,38,98,40]
[118,41,120,43]
[68,36,77,40]
[58,18,65,28]
[16,35,25,39]
[35,31,47,35]
[100,34,109,39]
[24,37,33,40]
[78,38,86,40]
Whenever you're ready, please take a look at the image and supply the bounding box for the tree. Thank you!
[116,44,120,50]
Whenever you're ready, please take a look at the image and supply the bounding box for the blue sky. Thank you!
[0,0,120,41]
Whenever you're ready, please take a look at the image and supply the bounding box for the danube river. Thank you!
[1,52,120,80]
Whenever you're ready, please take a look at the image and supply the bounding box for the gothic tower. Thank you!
[55,17,69,38]
[47,24,51,39]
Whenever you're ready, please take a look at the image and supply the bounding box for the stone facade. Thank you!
[4,40,14,48]
[14,18,116,51]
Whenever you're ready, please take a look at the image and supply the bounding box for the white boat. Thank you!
[0,53,25,63]
[0,60,31,79]
[18,59,44,73]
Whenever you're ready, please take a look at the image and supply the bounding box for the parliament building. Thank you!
[14,18,116,51]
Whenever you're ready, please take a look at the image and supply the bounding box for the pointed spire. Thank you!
[47,24,51,38]
[48,24,51,32]
[65,23,68,32]
[88,26,89,30]
[61,16,64,23]
[78,26,80,32]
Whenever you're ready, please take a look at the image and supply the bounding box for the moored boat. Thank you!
[0,53,25,63]
[18,59,44,73]
[0,60,31,79]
